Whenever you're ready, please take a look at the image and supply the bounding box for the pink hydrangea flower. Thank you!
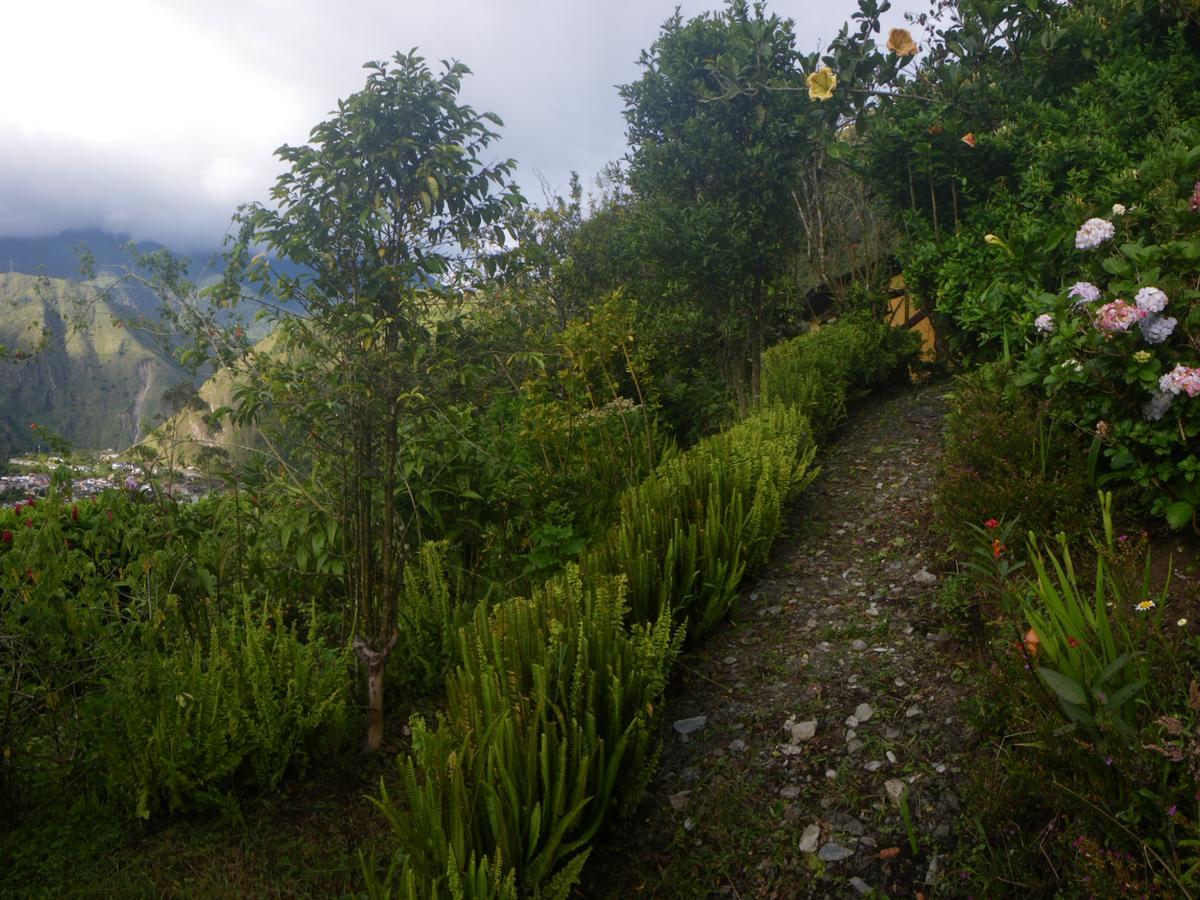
[1095,300,1145,333]
[1035,313,1055,333]
[1160,364,1200,398]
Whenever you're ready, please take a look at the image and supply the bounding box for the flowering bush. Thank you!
[1019,149,1200,528]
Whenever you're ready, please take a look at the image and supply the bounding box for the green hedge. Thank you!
[373,317,919,897]
[761,314,920,438]
[582,401,816,638]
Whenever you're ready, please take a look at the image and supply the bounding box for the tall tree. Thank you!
[620,0,808,409]
[222,51,522,750]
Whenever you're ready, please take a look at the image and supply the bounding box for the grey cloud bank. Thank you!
[1,0,924,252]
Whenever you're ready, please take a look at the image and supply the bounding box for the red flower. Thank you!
[1190,181,1200,213]
[29,422,36,430]
[1066,636,1081,648]
[1,530,12,544]
[992,538,1005,559]
[25,498,35,509]
[23,518,33,528]
[71,505,79,522]
[961,132,977,148]
[984,518,1000,529]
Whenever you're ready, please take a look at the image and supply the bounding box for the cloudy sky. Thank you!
[1,0,925,251]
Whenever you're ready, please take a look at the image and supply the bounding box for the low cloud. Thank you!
[1,0,924,251]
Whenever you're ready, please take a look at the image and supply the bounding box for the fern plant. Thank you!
[374,568,681,898]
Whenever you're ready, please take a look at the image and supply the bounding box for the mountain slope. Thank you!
[142,332,277,467]
[0,273,191,457]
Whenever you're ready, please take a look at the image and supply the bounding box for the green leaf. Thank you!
[1166,501,1194,530]
[1094,653,1132,688]
[1102,680,1144,712]
[1037,667,1088,706]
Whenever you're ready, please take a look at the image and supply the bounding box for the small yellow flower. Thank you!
[1134,351,1152,363]
[983,234,1003,245]
[807,67,837,102]
[886,28,919,57]
[1178,618,1188,627]
[1135,599,1156,612]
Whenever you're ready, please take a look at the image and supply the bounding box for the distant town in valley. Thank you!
[1,451,217,502]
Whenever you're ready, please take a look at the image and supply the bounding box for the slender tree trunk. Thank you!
[355,633,399,751]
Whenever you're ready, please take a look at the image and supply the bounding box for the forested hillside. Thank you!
[0,273,189,455]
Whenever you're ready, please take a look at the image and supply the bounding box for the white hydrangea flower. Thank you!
[1035,313,1055,334]
[1112,203,1127,216]
[1135,286,1168,314]
[1075,218,1115,250]
[1068,281,1101,306]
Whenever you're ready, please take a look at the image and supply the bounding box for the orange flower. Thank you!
[886,28,919,57]
[1023,628,1040,656]
[992,538,1005,559]
[961,132,977,148]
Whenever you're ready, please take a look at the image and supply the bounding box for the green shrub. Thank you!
[89,602,350,820]
[387,541,471,697]
[1016,134,1200,526]
[582,401,816,637]
[375,568,681,899]
[934,362,1094,553]
[370,316,916,897]
[761,315,919,437]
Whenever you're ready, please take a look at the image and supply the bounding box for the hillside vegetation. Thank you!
[6,1,1200,897]
[0,273,189,456]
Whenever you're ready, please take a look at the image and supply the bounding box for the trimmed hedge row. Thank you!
[762,314,921,439]
[373,317,918,898]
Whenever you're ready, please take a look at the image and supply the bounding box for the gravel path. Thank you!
[582,380,976,898]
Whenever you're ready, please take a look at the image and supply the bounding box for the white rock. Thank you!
[819,842,855,862]
[905,705,923,719]
[799,824,821,853]
[788,719,817,743]
[885,778,908,807]
[780,785,802,799]
[913,569,938,586]
[674,715,708,735]
[854,703,873,723]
